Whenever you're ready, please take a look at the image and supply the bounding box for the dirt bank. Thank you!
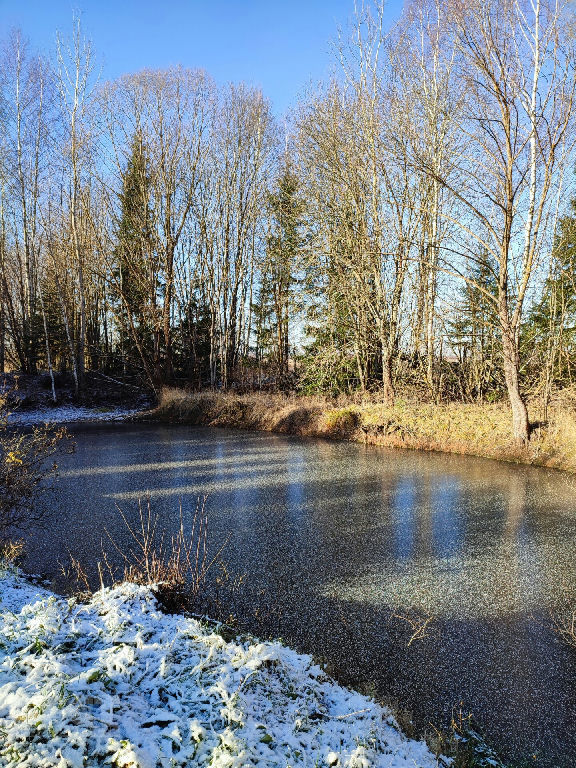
[144,388,576,473]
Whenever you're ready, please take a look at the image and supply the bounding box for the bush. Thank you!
[323,407,359,436]
[64,496,243,619]
[0,539,25,566]
[0,393,71,544]
[553,595,576,650]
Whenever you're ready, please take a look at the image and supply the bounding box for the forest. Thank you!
[1,0,576,444]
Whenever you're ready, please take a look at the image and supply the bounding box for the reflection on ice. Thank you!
[20,423,576,768]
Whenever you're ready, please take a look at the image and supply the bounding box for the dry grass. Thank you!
[64,497,237,615]
[147,387,576,473]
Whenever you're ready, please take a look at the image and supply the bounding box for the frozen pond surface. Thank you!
[22,423,576,767]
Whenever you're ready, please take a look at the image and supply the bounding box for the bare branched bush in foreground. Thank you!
[0,539,25,566]
[391,608,435,647]
[65,496,240,616]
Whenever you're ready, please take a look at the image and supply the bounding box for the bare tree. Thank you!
[0,31,52,374]
[203,84,275,388]
[415,0,576,442]
[97,67,213,390]
[55,18,97,393]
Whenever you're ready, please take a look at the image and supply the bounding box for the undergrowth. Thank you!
[429,707,509,768]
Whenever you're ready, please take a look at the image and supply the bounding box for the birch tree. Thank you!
[397,0,461,395]
[55,18,96,392]
[204,84,275,388]
[0,32,52,373]
[422,0,576,442]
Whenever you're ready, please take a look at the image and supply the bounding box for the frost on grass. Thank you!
[6,406,139,427]
[0,569,439,768]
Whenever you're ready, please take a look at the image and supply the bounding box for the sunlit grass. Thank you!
[151,388,576,473]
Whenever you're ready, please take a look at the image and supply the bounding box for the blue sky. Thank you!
[0,0,403,115]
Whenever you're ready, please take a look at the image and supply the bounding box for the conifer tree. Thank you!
[525,199,576,400]
[256,164,305,379]
[113,133,155,375]
[448,251,500,401]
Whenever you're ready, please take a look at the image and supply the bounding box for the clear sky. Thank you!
[0,0,404,116]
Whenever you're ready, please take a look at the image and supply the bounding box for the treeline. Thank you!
[2,0,576,443]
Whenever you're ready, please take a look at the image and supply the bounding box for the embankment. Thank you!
[144,388,576,473]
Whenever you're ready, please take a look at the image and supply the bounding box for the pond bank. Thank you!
[1,371,152,413]
[0,566,442,768]
[6,404,141,426]
[146,388,576,473]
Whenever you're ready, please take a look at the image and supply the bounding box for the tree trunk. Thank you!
[502,328,529,445]
[76,258,86,391]
[39,290,57,403]
[162,243,175,385]
[381,345,395,406]
[0,303,4,374]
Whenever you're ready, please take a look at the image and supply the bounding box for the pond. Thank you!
[20,422,576,767]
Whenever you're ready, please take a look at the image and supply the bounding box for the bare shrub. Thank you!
[391,607,435,646]
[0,394,71,544]
[62,554,93,603]
[553,605,576,649]
[0,539,25,566]
[64,496,242,618]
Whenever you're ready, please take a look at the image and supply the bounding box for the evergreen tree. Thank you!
[524,199,576,394]
[113,133,155,375]
[298,196,380,395]
[255,164,305,380]
[174,293,213,388]
[447,251,501,400]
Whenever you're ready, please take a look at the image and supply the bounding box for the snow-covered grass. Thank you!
[0,568,442,768]
[6,406,139,427]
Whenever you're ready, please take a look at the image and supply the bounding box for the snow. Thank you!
[6,407,139,426]
[0,567,443,768]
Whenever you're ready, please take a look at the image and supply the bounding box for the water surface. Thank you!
[22,423,576,767]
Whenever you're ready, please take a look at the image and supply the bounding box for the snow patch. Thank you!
[0,568,442,767]
[7,407,139,426]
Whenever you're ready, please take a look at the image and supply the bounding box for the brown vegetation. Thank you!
[149,387,576,473]
[0,397,72,540]
[63,496,245,622]
[554,610,576,649]
[0,539,25,566]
